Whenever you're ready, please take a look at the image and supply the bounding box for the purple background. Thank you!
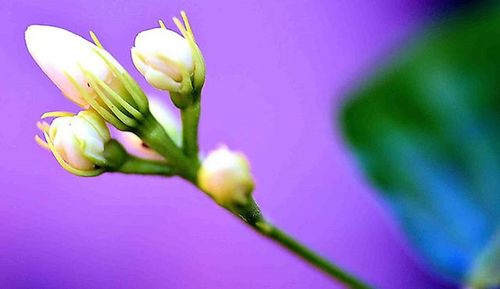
[0,0,458,288]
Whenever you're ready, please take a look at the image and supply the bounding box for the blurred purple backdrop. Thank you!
[0,0,459,288]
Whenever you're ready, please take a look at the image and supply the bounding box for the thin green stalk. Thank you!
[108,138,374,288]
[117,156,175,176]
[111,153,374,288]
[103,139,175,177]
[253,220,374,289]
[180,100,200,159]
[127,99,373,288]
[230,199,375,289]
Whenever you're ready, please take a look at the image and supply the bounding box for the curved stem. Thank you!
[111,155,374,288]
[130,104,373,288]
[121,160,375,289]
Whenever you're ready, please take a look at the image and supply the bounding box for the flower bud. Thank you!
[117,97,181,160]
[36,110,111,176]
[131,11,205,108]
[132,29,193,92]
[26,25,149,131]
[26,26,118,107]
[198,146,255,207]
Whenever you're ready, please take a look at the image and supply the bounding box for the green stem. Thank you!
[112,157,374,288]
[117,156,175,176]
[136,113,197,182]
[137,113,183,162]
[253,221,374,289]
[103,139,175,176]
[127,105,373,288]
[181,100,201,159]
[129,163,373,288]
[231,199,374,289]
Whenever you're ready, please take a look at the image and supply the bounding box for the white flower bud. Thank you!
[131,12,205,108]
[37,110,111,176]
[26,25,149,131]
[132,28,193,91]
[198,146,255,207]
[25,25,121,108]
[117,97,180,160]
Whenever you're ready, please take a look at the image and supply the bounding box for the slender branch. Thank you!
[228,198,375,289]
[110,129,374,288]
[117,156,175,176]
[103,139,175,176]
[253,220,374,289]
[128,97,374,289]
[181,99,200,159]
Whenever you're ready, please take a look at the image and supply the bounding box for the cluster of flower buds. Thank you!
[27,11,255,208]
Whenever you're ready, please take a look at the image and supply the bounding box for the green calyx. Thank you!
[102,139,129,170]
[168,11,205,109]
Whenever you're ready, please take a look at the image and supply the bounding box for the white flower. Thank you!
[198,146,254,206]
[131,12,205,107]
[37,110,111,176]
[25,25,122,108]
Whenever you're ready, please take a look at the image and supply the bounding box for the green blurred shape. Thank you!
[340,5,500,287]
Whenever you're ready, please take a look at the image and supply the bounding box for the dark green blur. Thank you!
[340,4,500,288]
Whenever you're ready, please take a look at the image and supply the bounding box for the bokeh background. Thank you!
[0,0,482,288]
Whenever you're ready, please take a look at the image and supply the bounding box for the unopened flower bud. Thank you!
[132,29,193,92]
[36,110,111,176]
[26,25,109,107]
[117,97,181,160]
[131,11,205,108]
[198,146,254,207]
[26,25,149,131]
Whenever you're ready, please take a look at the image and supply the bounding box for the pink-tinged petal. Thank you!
[25,25,111,107]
